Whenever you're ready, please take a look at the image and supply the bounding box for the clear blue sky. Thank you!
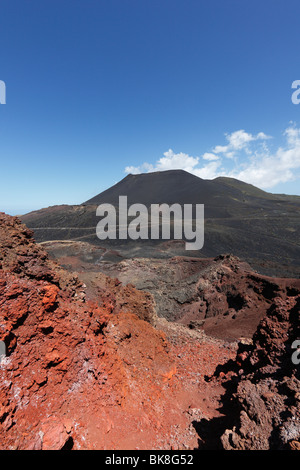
[1,0,300,215]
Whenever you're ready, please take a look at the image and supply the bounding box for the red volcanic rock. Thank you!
[0,212,219,450]
[1,212,299,450]
[187,254,300,342]
[41,285,59,310]
[93,253,300,342]
[219,294,300,450]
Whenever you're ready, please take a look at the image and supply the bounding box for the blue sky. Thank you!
[0,0,300,215]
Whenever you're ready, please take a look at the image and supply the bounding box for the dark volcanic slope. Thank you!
[85,170,237,217]
[85,170,299,216]
[20,170,300,277]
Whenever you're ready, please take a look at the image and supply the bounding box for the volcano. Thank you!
[20,170,300,277]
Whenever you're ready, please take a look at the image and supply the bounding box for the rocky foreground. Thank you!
[0,212,299,450]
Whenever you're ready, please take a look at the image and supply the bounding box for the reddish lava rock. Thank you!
[0,213,231,450]
[216,295,300,450]
[0,212,299,450]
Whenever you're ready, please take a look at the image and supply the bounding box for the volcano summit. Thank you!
[21,170,300,277]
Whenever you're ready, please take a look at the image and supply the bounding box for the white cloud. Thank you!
[284,126,300,147]
[124,125,300,190]
[257,132,271,140]
[125,165,143,174]
[224,125,300,188]
[202,152,219,161]
[125,148,223,180]
[124,162,154,174]
[213,129,271,158]
[193,160,222,179]
[125,149,201,176]
[213,145,229,154]
[155,149,200,173]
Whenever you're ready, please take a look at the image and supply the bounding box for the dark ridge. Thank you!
[20,170,300,278]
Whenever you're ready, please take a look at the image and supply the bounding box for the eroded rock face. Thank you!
[219,294,300,450]
[92,253,300,342]
[0,214,108,449]
[0,213,196,450]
